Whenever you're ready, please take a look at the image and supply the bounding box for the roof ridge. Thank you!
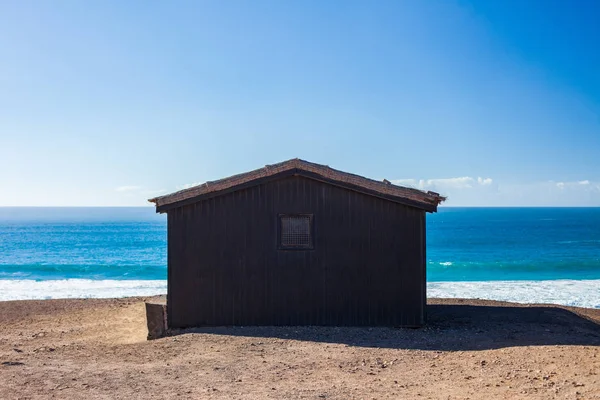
[149,159,446,212]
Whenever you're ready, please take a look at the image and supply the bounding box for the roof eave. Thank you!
[151,169,442,214]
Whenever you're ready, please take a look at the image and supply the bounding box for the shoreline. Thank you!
[1,278,599,309]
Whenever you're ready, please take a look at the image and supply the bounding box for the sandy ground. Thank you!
[0,297,599,400]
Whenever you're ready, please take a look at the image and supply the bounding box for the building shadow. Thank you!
[169,304,600,351]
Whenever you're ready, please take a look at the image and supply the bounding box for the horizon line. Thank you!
[1,205,599,209]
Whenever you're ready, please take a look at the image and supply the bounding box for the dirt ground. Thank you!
[0,297,599,399]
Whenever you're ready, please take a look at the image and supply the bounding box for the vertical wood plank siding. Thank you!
[167,175,426,327]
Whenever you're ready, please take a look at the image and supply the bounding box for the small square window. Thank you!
[279,214,313,249]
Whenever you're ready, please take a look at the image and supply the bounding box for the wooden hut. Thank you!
[149,159,444,328]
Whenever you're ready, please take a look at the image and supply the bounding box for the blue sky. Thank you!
[1,0,599,206]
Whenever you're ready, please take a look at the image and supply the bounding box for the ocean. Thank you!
[0,207,599,308]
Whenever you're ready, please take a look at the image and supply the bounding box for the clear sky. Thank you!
[1,0,599,206]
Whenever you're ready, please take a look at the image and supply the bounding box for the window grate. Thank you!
[279,214,313,249]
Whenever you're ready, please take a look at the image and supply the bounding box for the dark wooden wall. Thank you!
[167,175,426,328]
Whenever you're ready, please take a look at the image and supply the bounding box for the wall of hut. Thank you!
[166,175,426,327]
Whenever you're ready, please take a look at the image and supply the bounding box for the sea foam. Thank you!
[0,278,598,309]
[428,279,600,309]
[0,279,167,301]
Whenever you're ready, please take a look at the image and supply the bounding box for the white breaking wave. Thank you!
[428,279,600,309]
[0,279,598,309]
[0,279,167,301]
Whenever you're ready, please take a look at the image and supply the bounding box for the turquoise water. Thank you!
[0,208,167,281]
[428,207,600,281]
[1,207,599,306]
[0,207,599,282]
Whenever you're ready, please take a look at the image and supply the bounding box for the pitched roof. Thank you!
[149,158,445,213]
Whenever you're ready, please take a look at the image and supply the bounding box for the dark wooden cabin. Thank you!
[149,159,444,328]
